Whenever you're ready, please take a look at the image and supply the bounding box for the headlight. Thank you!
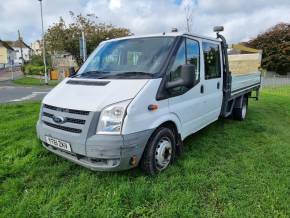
[96,99,132,134]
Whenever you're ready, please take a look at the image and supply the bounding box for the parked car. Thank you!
[36,26,261,175]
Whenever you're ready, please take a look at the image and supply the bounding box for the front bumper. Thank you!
[37,120,153,171]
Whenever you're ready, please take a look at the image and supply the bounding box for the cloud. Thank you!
[0,0,289,44]
[109,0,121,10]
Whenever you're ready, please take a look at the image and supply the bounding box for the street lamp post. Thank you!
[38,0,48,85]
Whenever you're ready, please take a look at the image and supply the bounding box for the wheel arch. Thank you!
[233,93,249,109]
[149,113,182,135]
[146,118,183,155]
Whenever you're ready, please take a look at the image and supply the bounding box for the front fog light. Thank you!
[96,99,131,134]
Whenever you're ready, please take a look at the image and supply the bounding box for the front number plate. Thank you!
[45,136,72,152]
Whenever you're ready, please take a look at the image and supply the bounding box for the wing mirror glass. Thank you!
[166,64,196,89]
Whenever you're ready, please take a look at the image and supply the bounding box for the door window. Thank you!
[168,37,200,95]
[169,39,186,82]
[202,42,221,79]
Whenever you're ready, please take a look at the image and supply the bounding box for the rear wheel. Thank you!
[233,96,248,121]
[140,127,176,175]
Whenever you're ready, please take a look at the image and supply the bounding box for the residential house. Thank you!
[0,40,15,68]
[5,38,32,65]
[31,40,42,56]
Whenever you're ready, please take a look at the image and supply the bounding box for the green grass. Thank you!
[13,77,59,87]
[1,86,290,217]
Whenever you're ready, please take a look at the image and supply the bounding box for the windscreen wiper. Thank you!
[76,70,109,78]
[101,71,154,79]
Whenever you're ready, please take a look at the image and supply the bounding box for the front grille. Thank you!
[42,104,91,134]
[42,112,86,125]
[43,121,82,133]
[43,104,90,115]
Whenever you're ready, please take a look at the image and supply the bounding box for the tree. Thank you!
[246,23,290,75]
[45,13,131,66]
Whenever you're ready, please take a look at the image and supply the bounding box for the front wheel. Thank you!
[140,127,176,175]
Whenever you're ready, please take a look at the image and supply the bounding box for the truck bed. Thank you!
[231,72,261,97]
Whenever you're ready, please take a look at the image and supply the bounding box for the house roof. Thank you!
[0,40,14,51]
[5,39,31,49]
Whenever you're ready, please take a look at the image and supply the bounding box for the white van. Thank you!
[37,27,261,175]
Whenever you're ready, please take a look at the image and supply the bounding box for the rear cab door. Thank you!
[200,40,223,124]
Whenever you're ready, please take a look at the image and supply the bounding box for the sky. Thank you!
[0,0,290,45]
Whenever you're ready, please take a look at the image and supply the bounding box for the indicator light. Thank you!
[148,104,158,111]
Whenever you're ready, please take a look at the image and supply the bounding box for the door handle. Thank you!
[200,85,204,94]
[217,82,220,89]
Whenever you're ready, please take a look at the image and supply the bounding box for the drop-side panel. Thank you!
[231,72,261,96]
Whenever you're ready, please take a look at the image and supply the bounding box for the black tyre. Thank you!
[233,96,248,121]
[140,127,176,175]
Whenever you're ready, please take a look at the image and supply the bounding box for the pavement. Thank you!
[0,69,23,82]
[0,80,52,103]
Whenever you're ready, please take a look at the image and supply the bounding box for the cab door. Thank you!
[168,37,205,138]
[200,41,223,124]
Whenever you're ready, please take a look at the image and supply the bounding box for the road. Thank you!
[0,81,52,103]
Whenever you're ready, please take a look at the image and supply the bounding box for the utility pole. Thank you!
[82,31,87,62]
[184,2,193,33]
[18,30,24,65]
[38,0,48,85]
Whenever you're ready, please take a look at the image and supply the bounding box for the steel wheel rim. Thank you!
[155,136,172,171]
[242,103,247,119]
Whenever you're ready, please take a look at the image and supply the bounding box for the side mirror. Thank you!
[166,64,196,89]
[213,26,224,32]
[69,67,77,77]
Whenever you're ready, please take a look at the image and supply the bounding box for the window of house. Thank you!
[202,42,221,79]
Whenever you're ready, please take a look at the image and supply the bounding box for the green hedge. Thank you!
[24,64,51,75]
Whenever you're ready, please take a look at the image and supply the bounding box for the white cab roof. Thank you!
[105,32,221,43]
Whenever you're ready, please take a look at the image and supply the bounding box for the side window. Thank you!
[186,38,200,82]
[202,42,221,79]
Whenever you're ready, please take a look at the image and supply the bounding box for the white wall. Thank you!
[13,47,31,65]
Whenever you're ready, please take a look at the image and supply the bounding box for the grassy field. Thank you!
[0,86,290,217]
[13,77,59,87]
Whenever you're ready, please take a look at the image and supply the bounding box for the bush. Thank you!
[30,55,44,66]
[24,64,44,75]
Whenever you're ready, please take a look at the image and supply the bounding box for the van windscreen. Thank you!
[76,37,175,79]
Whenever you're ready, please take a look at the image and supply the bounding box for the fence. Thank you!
[261,75,290,87]
[261,74,290,95]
